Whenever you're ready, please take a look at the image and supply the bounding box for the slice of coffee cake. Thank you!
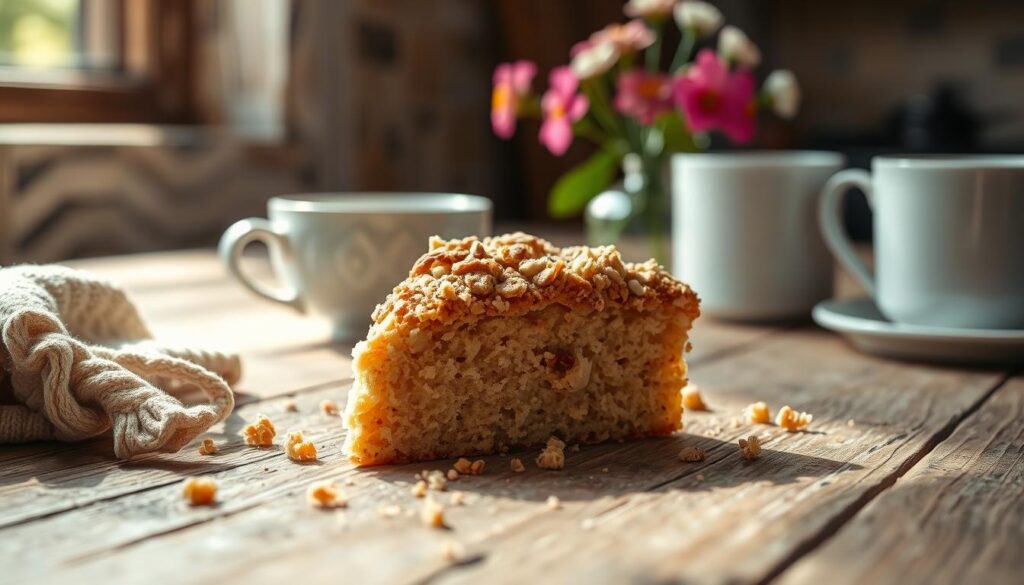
[343,233,700,466]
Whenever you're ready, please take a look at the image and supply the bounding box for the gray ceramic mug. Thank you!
[219,193,492,340]
[820,156,1024,329]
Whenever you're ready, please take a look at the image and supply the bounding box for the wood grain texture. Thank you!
[0,248,1014,585]
[778,376,1024,585]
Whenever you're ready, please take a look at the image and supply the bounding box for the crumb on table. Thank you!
[449,491,466,506]
[285,431,318,462]
[242,414,276,447]
[183,476,217,506]
[420,497,446,528]
[197,437,218,456]
[469,459,486,475]
[440,540,465,562]
[738,435,762,460]
[536,436,566,470]
[307,480,347,509]
[411,480,427,498]
[745,402,771,424]
[453,458,472,475]
[678,445,706,462]
[320,399,340,416]
[546,495,561,510]
[283,400,298,413]
[682,384,708,411]
[510,457,526,473]
[776,405,813,432]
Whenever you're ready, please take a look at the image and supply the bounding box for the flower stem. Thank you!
[670,28,697,73]
[645,21,664,71]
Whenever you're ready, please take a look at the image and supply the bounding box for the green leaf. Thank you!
[656,112,698,153]
[547,149,619,218]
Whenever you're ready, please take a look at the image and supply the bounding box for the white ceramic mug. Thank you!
[820,156,1024,330]
[218,193,492,340]
[672,151,845,321]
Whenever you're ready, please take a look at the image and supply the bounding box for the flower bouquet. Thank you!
[491,0,800,264]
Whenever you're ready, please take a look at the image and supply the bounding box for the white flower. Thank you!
[624,0,677,18]
[570,41,619,80]
[718,25,761,68]
[673,1,723,37]
[764,70,801,119]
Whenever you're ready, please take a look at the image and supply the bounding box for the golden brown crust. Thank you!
[367,232,700,338]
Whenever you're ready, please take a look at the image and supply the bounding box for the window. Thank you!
[0,0,195,123]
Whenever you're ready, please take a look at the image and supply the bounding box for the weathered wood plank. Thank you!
[22,329,1005,585]
[777,376,1024,585]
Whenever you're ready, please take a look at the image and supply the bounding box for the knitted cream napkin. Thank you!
[0,265,239,458]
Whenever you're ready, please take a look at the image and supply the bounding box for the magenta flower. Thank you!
[615,70,674,124]
[539,67,589,156]
[491,60,537,139]
[673,49,758,144]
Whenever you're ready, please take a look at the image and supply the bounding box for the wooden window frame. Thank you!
[0,0,196,124]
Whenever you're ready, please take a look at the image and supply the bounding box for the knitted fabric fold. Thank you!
[0,265,238,458]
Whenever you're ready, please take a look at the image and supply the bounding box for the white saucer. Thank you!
[812,298,1024,365]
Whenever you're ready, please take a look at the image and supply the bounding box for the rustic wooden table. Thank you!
[2,242,1021,585]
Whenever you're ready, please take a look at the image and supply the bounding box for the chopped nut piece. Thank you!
[242,414,276,447]
[495,276,528,298]
[285,431,318,462]
[420,497,446,529]
[518,258,547,278]
[283,400,298,412]
[307,480,347,509]
[678,446,706,462]
[411,480,427,498]
[546,495,561,510]
[536,436,566,470]
[320,399,340,416]
[377,504,402,518]
[446,469,460,482]
[469,459,486,475]
[776,405,813,432]
[682,385,708,411]
[745,402,771,424]
[738,435,762,460]
[453,458,473,475]
[627,279,646,296]
[510,457,526,473]
[197,437,218,456]
[449,491,466,506]
[182,476,217,506]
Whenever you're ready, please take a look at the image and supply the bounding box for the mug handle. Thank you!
[218,218,304,311]
[819,169,876,298]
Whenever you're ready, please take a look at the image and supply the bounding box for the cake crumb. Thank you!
[285,431,318,462]
[411,480,427,498]
[283,400,298,412]
[696,473,705,482]
[846,419,856,427]
[738,435,762,460]
[745,402,771,424]
[197,437,218,456]
[182,476,217,506]
[420,497,446,528]
[510,457,526,473]
[536,436,566,470]
[449,491,466,506]
[446,469,460,482]
[320,399,340,416]
[377,504,402,518]
[453,458,472,475]
[343,478,356,486]
[678,446,706,462]
[419,470,447,490]
[440,540,465,563]
[469,459,486,475]
[682,385,708,411]
[776,405,813,432]
[307,480,346,509]
[242,414,276,447]
[546,495,561,510]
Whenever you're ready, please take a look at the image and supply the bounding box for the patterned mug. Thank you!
[219,193,492,340]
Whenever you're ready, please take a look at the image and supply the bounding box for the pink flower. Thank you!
[615,70,674,124]
[491,60,537,139]
[592,20,655,55]
[539,67,589,156]
[624,0,677,19]
[673,49,758,144]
